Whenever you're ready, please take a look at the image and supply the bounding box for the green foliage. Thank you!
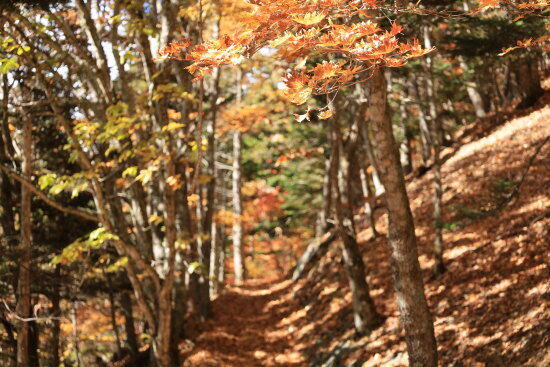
[38,172,90,198]
[53,228,119,265]
[0,57,19,74]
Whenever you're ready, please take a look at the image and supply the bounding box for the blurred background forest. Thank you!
[0,0,548,366]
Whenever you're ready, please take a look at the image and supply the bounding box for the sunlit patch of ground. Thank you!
[181,101,549,366]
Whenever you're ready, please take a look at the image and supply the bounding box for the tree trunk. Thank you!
[209,221,220,296]
[16,116,32,367]
[399,103,413,175]
[358,152,379,238]
[198,65,222,317]
[70,303,81,367]
[360,123,385,196]
[211,165,228,296]
[154,153,178,367]
[105,274,123,357]
[51,266,61,367]
[423,27,445,275]
[459,57,487,118]
[120,291,139,360]
[232,129,245,285]
[330,118,383,335]
[155,291,174,367]
[28,321,39,367]
[316,156,332,237]
[362,69,438,366]
[516,56,543,108]
[232,69,245,285]
[410,79,432,167]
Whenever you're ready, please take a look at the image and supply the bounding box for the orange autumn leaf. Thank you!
[318,109,334,119]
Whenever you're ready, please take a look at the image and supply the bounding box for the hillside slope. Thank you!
[181,102,549,366]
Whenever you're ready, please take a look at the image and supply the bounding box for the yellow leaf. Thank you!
[318,109,334,120]
[163,122,186,131]
[292,12,326,26]
[148,214,164,225]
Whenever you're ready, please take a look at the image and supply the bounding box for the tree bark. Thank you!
[410,80,432,167]
[316,156,333,237]
[51,266,61,367]
[16,115,32,367]
[362,69,438,366]
[358,152,379,238]
[423,26,445,275]
[516,56,543,108]
[459,57,487,118]
[354,108,379,238]
[232,129,245,285]
[399,103,413,175]
[70,302,81,367]
[120,291,139,360]
[330,118,383,335]
[232,69,245,285]
[105,273,123,357]
[360,123,385,196]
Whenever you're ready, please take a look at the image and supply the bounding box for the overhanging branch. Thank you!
[0,163,100,223]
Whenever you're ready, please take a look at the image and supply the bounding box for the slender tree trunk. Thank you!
[516,56,543,108]
[362,69,438,367]
[199,64,221,316]
[205,4,223,301]
[353,108,378,237]
[120,291,139,359]
[316,156,332,237]
[70,302,81,367]
[329,118,383,335]
[155,153,178,367]
[211,165,228,296]
[16,116,32,367]
[155,292,174,367]
[399,103,413,175]
[459,57,487,118]
[360,123,385,196]
[209,220,220,296]
[105,274,122,357]
[28,321,39,367]
[431,123,444,275]
[217,224,226,290]
[410,80,432,167]
[232,69,245,285]
[51,266,61,367]
[358,152,379,238]
[423,27,445,275]
[232,129,244,285]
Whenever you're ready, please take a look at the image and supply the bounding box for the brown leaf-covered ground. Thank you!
[181,99,549,366]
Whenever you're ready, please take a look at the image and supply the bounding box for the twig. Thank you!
[2,300,61,323]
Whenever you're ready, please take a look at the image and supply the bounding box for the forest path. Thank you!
[180,100,550,367]
[181,278,306,366]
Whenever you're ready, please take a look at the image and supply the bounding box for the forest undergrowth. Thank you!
[180,95,550,367]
